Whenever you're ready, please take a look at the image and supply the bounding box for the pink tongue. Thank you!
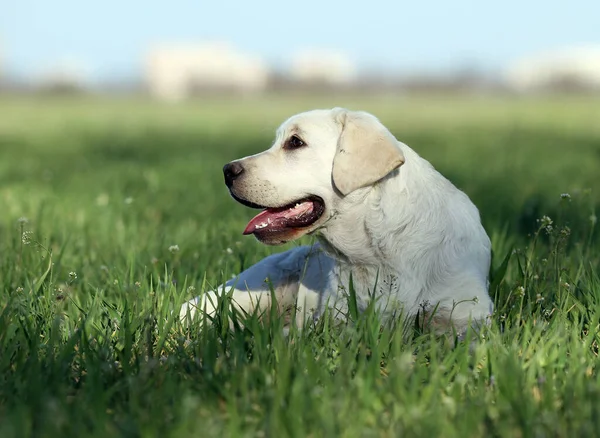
[243,201,314,235]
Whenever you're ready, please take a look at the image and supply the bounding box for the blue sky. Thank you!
[2,0,599,80]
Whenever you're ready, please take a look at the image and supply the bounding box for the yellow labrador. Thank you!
[181,108,493,334]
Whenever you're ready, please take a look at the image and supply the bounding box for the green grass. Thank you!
[1,94,599,437]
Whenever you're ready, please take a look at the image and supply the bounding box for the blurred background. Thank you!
[1,0,599,98]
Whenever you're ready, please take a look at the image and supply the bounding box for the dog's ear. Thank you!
[332,109,405,196]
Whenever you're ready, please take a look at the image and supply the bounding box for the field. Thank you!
[1,93,600,437]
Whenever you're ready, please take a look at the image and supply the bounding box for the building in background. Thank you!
[145,42,269,101]
[506,45,600,92]
[289,49,356,87]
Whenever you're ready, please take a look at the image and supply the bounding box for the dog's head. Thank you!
[224,108,405,245]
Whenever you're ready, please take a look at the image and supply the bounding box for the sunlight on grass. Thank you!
[0,94,599,436]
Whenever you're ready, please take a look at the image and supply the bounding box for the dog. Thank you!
[180,108,493,335]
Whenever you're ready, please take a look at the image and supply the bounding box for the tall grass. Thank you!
[0,95,599,437]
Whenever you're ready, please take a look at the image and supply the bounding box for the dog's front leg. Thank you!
[179,279,300,328]
[179,248,316,328]
[180,245,337,332]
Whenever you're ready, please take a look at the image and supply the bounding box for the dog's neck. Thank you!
[318,145,447,272]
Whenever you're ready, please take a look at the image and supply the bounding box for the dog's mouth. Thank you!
[236,195,326,237]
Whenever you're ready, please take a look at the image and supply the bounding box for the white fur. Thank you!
[180,108,493,334]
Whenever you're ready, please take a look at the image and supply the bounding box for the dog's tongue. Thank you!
[243,201,314,235]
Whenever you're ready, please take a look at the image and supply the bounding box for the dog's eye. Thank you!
[285,135,306,150]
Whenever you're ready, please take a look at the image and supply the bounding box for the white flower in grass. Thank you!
[169,245,180,254]
[17,217,29,224]
[539,215,553,227]
[560,193,571,201]
[21,231,33,245]
[124,197,134,205]
[69,271,77,280]
[590,214,597,226]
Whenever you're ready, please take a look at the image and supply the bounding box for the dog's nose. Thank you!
[223,162,244,187]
